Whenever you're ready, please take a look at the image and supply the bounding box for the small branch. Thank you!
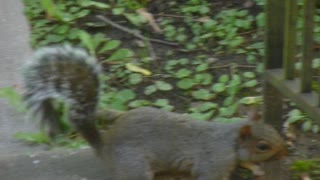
[96,15,178,46]
[208,64,256,69]
[155,13,192,19]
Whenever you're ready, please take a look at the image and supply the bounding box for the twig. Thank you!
[208,64,256,69]
[154,13,192,19]
[96,15,178,46]
[238,28,261,36]
[146,40,157,60]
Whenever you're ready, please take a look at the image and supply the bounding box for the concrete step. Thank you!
[0,149,106,180]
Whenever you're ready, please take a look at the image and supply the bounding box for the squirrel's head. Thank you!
[236,109,288,163]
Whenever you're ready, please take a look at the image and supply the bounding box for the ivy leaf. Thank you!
[154,99,169,106]
[243,71,256,78]
[99,40,121,53]
[219,75,229,83]
[177,78,194,89]
[195,73,213,85]
[176,69,192,78]
[302,121,312,132]
[287,115,304,123]
[116,89,136,102]
[243,80,258,87]
[239,96,262,105]
[128,73,143,84]
[189,111,214,120]
[212,83,225,93]
[196,63,209,72]
[128,100,150,108]
[144,85,157,95]
[192,89,214,100]
[155,81,173,91]
[112,7,125,15]
[80,1,110,9]
[107,48,134,61]
[189,102,218,112]
[153,99,174,111]
[79,31,95,55]
[312,125,319,133]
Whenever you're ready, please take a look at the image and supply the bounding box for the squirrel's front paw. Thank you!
[240,162,265,176]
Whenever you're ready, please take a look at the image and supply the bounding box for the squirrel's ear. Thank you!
[239,125,252,139]
[238,105,262,122]
[247,109,262,122]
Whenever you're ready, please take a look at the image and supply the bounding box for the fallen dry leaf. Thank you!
[136,8,162,33]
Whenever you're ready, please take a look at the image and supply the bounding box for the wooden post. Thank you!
[263,0,286,179]
[263,0,285,128]
[301,0,316,93]
[283,0,298,80]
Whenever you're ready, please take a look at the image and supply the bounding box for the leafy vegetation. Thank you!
[291,159,320,180]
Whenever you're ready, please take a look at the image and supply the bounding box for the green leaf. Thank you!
[243,71,256,78]
[223,96,234,106]
[196,63,209,72]
[178,58,189,65]
[153,99,174,111]
[239,96,263,105]
[219,75,229,83]
[176,69,192,78]
[199,5,210,14]
[177,78,194,89]
[14,132,49,144]
[79,31,95,55]
[116,89,136,102]
[46,34,65,43]
[144,85,157,95]
[189,102,218,112]
[243,80,258,87]
[192,89,213,100]
[287,115,304,123]
[189,111,214,120]
[128,100,150,108]
[155,81,173,91]
[0,87,26,112]
[302,121,312,132]
[77,9,90,18]
[99,40,121,53]
[194,73,213,85]
[154,99,169,106]
[128,73,143,84]
[80,1,110,9]
[112,7,125,15]
[212,83,225,93]
[312,124,319,133]
[107,48,134,61]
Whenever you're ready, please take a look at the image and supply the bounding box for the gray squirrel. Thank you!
[23,45,288,180]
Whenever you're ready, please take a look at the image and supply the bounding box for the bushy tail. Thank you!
[23,45,102,151]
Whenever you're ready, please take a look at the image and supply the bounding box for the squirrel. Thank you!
[23,45,288,180]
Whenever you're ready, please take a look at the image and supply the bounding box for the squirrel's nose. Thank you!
[273,146,289,160]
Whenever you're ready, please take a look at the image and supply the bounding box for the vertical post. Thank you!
[284,0,298,80]
[301,0,316,93]
[263,0,285,128]
[263,0,286,179]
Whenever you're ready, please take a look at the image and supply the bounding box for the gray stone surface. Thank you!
[0,2,108,180]
[0,0,44,154]
[0,149,107,180]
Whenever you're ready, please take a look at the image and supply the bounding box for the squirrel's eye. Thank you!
[256,140,271,152]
